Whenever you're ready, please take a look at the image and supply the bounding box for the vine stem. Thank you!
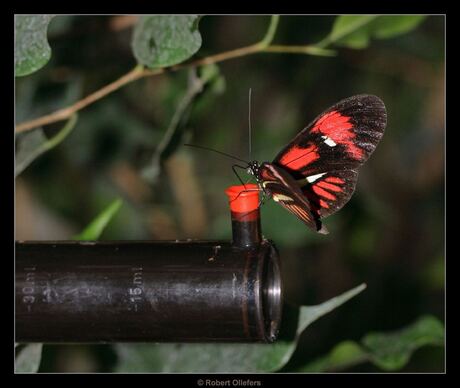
[15,15,328,133]
[15,66,158,132]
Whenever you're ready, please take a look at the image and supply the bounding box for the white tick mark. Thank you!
[321,135,336,147]
[306,172,327,183]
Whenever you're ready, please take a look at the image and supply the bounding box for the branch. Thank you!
[15,66,156,132]
[15,15,330,134]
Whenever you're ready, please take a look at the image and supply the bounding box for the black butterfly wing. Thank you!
[273,94,386,175]
[259,163,328,233]
[271,94,386,220]
[299,169,358,218]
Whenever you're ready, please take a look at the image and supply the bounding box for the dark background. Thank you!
[15,15,445,372]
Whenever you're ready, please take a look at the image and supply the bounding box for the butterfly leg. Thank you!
[231,164,250,188]
[228,185,262,205]
[258,184,271,207]
[237,186,270,220]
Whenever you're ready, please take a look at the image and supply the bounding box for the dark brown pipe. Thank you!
[15,240,282,343]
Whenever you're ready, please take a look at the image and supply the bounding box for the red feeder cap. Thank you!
[225,184,260,214]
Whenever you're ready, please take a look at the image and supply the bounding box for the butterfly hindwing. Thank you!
[273,94,386,176]
[300,169,358,218]
[259,163,327,233]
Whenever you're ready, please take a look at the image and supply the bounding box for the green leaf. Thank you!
[73,198,123,241]
[298,340,368,372]
[327,15,378,47]
[15,114,78,177]
[199,63,220,84]
[296,315,444,372]
[15,15,55,77]
[114,283,366,372]
[335,29,370,49]
[371,16,427,39]
[320,15,427,50]
[297,284,367,335]
[363,315,444,371]
[15,344,43,373]
[132,15,202,69]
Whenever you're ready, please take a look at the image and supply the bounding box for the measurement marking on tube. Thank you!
[208,245,222,262]
[128,267,143,312]
[22,267,36,312]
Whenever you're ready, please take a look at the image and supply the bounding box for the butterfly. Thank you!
[246,94,387,234]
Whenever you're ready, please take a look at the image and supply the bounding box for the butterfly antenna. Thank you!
[183,143,249,164]
[248,88,252,161]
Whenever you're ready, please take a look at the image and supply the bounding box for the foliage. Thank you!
[298,315,444,372]
[141,65,223,183]
[73,198,123,241]
[15,114,78,177]
[15,15,55,76]
[15,344,43,373]
[362,315,444,370]
[132,15,202,69]
[320,15,427,49]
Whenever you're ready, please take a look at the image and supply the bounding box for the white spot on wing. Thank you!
[262,180,277,188]
[321,135,336,147]
[306,172,326,183]
[273,194,294,202]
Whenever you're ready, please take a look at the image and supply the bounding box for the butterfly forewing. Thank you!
[273,95,386,176]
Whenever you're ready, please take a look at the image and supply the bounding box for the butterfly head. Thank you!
[246,161,261,180]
